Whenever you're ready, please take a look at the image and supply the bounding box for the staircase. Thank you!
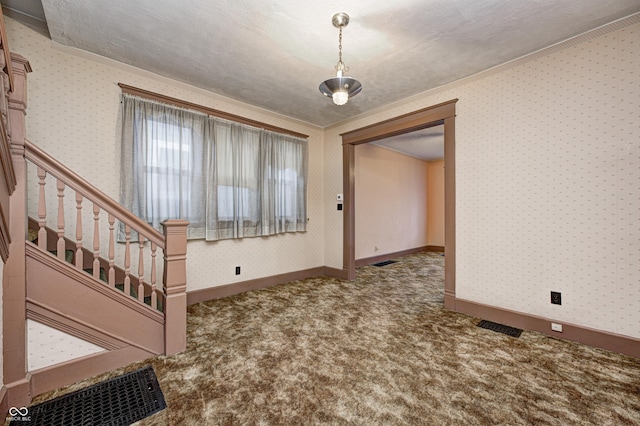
[26,217,164,310]
[0,12,189,413]
[15,139,189,400]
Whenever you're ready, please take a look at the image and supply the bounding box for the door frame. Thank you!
[340,99,458,309]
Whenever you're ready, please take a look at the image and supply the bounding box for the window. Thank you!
[143,119,202,226]
[120,94,307,241]
[260,131,308,235]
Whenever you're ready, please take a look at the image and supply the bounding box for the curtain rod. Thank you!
[118,83,309,139]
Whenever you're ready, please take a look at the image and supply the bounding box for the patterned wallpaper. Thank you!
[4,14,639,371]
[5,17,325,294]
[27,319,105,371]
[324,21,639,338]
[427,160,445,247]
[6,16,325,369]
[354,143,430,259]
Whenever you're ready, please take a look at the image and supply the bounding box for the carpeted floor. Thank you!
[31,251,640,425]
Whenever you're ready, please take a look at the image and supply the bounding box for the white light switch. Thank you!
[337,194,343,201]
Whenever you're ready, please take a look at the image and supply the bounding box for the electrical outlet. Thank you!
[235,266,241,275]
[551,291,562,305]
[551,323,563,332]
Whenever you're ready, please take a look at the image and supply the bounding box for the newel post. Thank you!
[161,219,189,356]
[3,53,31,407]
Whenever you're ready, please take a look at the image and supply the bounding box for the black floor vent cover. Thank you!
[16,365,166,426]
[372,260,397,267]
[477,320,523,338]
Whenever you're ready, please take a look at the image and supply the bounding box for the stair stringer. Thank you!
[25,242,165,356]
[28,346,156,401]
[27,217,160,307]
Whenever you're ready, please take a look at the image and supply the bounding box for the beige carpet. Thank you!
[32,252,640,425]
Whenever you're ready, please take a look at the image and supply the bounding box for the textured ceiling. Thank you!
[372,126,444,161]
[1,0,45,21]
[5,1,640,127]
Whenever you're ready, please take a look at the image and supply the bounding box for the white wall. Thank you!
[427,160,444,247]
[27,319,105,371]
[325,22,640,338]
[355,143,429,259]
[6,17,325,293]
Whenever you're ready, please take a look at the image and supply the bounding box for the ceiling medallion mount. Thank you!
[332,12,349,28]
[319,12,362,106]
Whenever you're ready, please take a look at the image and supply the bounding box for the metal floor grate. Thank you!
[15,366,166,426]
[477,320,523,338]
[372,260,398,267]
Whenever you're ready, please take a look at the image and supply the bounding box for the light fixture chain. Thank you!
[336,25,349,73]
[338,26,343,64]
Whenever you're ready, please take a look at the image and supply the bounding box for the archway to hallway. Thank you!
[340,99,458,310]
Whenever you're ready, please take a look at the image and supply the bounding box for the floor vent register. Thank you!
[12,365,166,425]
[477,320,523,338]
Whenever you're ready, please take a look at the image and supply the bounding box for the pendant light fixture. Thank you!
[319,12,362,106]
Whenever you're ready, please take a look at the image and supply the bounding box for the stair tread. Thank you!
[83,267,108,283]
[48,249,75,264]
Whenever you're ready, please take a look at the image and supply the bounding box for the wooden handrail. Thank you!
[24,139,165,248]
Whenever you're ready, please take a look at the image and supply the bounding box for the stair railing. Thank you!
[1,15,184,414]
[24,139,188,355]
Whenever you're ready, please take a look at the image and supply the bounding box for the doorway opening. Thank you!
[340,99,457,309]
[354,124,444,264]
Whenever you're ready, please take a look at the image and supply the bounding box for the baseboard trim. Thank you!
[444,290,456,310]
[425,245,445,252]
[323,266,349,280]
[3,377,30,412]
[454,298,640,358]
[187,267,326,305]
[0,386,8,421]
[29,345,155,400]
[3,343,157,409]
[355,246,429,267]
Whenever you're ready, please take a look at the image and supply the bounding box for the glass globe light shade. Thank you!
[319,77,362,105]
[332,91,349,106]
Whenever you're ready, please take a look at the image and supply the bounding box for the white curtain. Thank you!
[260,130,308,235]
[119,94,307,241]
[212,118,262,240]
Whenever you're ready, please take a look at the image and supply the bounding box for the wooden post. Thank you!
[3,53,32,407]
[161,219,188,355]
